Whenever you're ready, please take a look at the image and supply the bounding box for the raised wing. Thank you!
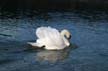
[36,27,48,38]
[36,26,65,47]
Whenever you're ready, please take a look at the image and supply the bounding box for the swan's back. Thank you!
[36,27,60,38]
[36,27,66,49]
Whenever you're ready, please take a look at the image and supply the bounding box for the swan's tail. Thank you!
[27,42,43,48]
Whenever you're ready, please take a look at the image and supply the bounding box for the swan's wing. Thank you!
[36,27,49,38]
[36,26,65,47]
[47,27,65,47]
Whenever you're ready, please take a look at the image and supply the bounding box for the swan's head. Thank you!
[61,29,71,40]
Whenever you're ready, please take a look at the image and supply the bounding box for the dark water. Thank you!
[0,10,108,71]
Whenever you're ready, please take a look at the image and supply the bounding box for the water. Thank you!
[0,10,108,71]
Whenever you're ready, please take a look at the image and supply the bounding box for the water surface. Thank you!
[0,10,108,71]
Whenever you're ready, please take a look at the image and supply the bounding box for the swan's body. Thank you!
[28,26,71,50]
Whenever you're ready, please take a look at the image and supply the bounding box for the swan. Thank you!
[28,26,71,50]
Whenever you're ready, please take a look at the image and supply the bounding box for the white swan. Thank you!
[28,26,71,50]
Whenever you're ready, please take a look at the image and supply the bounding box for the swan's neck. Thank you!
[61,30,70,46]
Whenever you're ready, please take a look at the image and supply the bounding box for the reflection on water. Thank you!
[24,44,78,63]
[36,47,71,63]
[0,10,108,71]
